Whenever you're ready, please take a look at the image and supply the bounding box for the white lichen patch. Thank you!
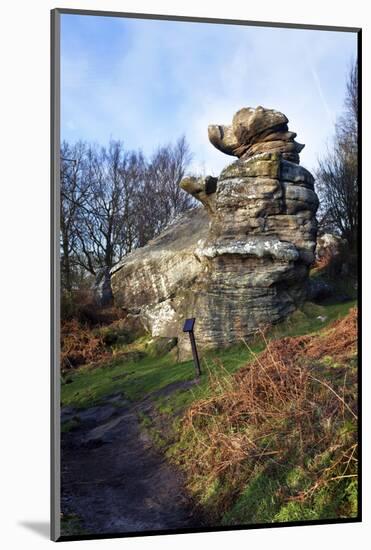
[141,301,177,337]
[197,238,299,262]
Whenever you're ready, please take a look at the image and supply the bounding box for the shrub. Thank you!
[60,319,108,371]
[61,289,121,326]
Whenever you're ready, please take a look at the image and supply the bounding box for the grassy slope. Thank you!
[168,304,358,526]
[61,298,357,525]
[61,300,355,412]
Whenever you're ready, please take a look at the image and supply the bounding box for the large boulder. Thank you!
[110,207,209,339]
[111,106,319,359]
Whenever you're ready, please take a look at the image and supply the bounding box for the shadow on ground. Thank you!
[18,521,49,539]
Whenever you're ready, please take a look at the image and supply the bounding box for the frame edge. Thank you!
[51,7,61,543]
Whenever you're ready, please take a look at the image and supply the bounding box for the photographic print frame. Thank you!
[51,8,362,542]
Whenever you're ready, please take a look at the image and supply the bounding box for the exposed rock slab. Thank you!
[110,207,209,339]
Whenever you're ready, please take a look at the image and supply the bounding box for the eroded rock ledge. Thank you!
[111,107,319,358]
[208,105,304,164]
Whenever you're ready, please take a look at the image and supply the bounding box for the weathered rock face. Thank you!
[111,106,318,358]
[208,105,304,164]
[110,207,209,338]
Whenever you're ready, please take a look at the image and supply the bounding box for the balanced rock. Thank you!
[208,105,304,164]
[111,106,318,358]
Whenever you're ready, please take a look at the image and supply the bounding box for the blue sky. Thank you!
[61,14,357,175]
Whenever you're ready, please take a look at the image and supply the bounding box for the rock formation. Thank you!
[110,207,209,339]
[208,105,304,164]
[111,106,318,358]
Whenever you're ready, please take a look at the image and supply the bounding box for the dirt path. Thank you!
[61,381,203,536]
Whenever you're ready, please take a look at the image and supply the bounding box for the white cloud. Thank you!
[61,17,357,177]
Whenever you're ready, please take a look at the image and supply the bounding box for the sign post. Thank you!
[182,318,202,377]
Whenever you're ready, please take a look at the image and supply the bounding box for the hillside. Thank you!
[171,307,358,524]
[60,296,357,533]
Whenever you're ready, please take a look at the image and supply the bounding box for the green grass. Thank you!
[270,300,356,339]
[62,351,192,409]
[61,339,257,411]
[221,464,288,525]
[61,418,80,433]
[220,462,357,526]
[61,299,356,412]
[60,513,86,536]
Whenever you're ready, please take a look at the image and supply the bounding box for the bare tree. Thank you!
[316,61,358,251]
[118,150,147,254]
[60,141,90,291]
[72,141,146,274]
[60,136,195,291]
[136,136,195,246]
[338,62,358,147]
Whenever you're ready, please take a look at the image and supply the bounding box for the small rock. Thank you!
[317,315,327,322]
[316,233,344,260]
